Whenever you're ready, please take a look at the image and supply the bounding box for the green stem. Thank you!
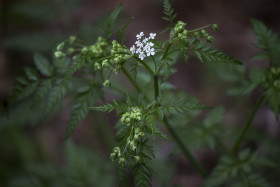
[230,95,265,156]
[188,24,212,33]
[133,56,154,75]
[162,43,172,60]
[163,116,208,178]
[121,66,141,93]
[154,75,159,99]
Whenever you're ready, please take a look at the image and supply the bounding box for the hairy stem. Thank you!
[230,95,265,156]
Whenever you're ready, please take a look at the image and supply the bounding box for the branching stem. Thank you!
[229,95,265,156]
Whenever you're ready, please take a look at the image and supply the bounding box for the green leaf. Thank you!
[101,3,123,40]
[161,98,212,115]
[162,0,176,27]
[34,53,54,76]
[65,55,86,79]
[117,17,134,45]
[45,80,68,117]
[24,67,38,81]
[192,43,242,65]
[65,87,95,139]
[32,79,52,106]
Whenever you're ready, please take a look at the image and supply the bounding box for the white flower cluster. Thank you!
[130,32,156,60]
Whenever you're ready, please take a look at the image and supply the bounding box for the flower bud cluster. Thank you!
[110,147,121,161]
[269,67,280,89]
[54,36,77,58]
[110,40,126,74]
[174,21,188,42]
[120,107,142,126]
[82,37,108,58]
[130,32,156,60]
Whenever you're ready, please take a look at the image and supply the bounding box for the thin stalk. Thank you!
[162,43,172,60]
[230,95,265,156]
[188,24,212,33]
[163,116,208,178]
[153,72,207,178]
[154,75,159,99]
[121,66,141,93]
[133,56,154,75]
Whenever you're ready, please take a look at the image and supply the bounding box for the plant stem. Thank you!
[121,66,141,93]
[153,72,207,178]
[229,95,265,156]
[163,116,208,178]
[153,75,159,99]
[133,56,154,75]
[162,43,172,60]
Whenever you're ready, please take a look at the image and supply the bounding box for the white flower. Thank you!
[136,48,142,54]
[146,42,154,47]
[142,37,149,43]
[149,33,156,39]
[135,40,143,48]
[146,47,155,56]
[136,32,144,40]
[138,52,146,60]
[130,45,136,54]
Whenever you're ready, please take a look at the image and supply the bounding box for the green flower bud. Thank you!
[69,36,77,44]
[57,42,65,51]
[206,36,214,43]
[54,51,65,58]
[125,118,131,123]
[130,141,136,150]
[94,62,101,71]
[201,30,208,37]
[134,156,140,162]
[126,123,130,127]
[212,24,219,31]
[110,152,117,161]
[194,32,200,38]
[103,79,111,87]
[139,132,145,137]
[67,48,75,54]
[82,47,88,54]
[102,59,110,69]
[134,134,139,140]
[135,127,141,134]
[119,157,126,166]
[274,80,280,88]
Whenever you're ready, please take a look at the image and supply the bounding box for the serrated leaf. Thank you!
[34,53,53,76]
[65,88,95,139]
[192,43,242,65]
[117,17,134,45]
[24,67,38,81]
[32,79,52,106]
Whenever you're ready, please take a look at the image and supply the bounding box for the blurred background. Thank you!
[0,0,280,186]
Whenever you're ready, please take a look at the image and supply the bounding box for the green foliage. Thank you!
[162,0,177,32]
[192,42,243,65]
[133,139,154,187]
[34,53,54,77]
[117,17,134,45]
[101,3,123,40]
[251,19,280,64]
[204,149,273,187]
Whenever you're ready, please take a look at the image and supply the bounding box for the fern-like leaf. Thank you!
[65,87,95,139]
[161,0,177,31]
[133,139,154,187]
[192,43,242,65]
[102,3,123,40]
[44,80,68,117]
[32,79,52,106]
[34,53,54,77]
[117,17,134,45]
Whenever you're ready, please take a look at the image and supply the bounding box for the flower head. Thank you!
[130,31,156,60]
